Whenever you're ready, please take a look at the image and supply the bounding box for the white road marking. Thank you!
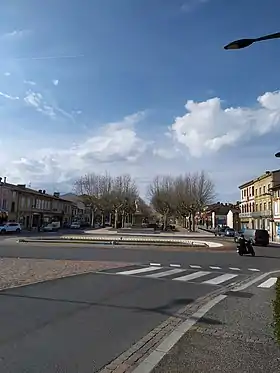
[248,268,260,272]
[189,265,202,269]
[149,263,161,267]
[257,277,277,288]
[229,267,241,271]
[173,271,210,282]
[146,268,185,278]
[203,273,238,285]
[209,266,221,270]
[132,294,227,373]
[116,266,160,275]
[169,264,181,268]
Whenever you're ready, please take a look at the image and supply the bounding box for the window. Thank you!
[255,189,257,196]
[20,197,25,209]
[255,204,258,211]
[252,187,254,196]
[259,187,261,195]
[260,203,262,211]
[2,199,7,210]
[263,186,266,194]
[264,202,267,211]
[11,202,15,213]
[244,190,247,197]
[268,184,271,191]
[27,198,31,208]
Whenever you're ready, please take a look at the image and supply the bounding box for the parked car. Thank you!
[223,228,235,237]
[43,222,61,232]
[0,222,21,234]
[235,229,269,246]
[214,226,230,236]
[70,222,81,229]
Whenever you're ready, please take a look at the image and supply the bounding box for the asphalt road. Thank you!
[1,241,280,272]
[0,240,279,372]
[0,271,218,373]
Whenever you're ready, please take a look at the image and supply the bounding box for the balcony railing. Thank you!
[239,212,253,218]
[252,210,272,218]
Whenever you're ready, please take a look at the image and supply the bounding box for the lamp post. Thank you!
[224,32,280,50]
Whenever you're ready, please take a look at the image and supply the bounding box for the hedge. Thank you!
[273,277,280,344]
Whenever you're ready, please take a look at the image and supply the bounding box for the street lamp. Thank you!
[224,32,280,50]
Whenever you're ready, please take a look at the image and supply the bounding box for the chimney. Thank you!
[43,190,46,194]
[3,177,6,184]
[0,177,2,183]
[38,189,42,193]
[53,192,60,198]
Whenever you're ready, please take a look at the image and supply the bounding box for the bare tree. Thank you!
[147,176,175,230]
[173,174,192,228]
[74,173,112,227]
[110,174,139,228]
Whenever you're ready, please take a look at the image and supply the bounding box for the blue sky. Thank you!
[1,0,280,202]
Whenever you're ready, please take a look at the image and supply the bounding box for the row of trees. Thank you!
[74,171,215,230]
[148,172,215,230]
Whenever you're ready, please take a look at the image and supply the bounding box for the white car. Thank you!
[70,222,81,229]
[0,222,21,234]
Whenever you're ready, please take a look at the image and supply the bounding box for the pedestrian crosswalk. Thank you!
[107,265,242,287]
[100,265,278,290]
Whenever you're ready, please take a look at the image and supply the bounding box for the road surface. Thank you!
[0,240,279,372]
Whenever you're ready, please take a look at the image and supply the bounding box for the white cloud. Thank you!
[52,79,59,86]
[0,91,19,100]
[1,91,280,201]
[181,0,209,12]
[4,72,11,76]
[24,80,36,86]
[2,30,30,39]
[170,91,280,157]
[24,90,56,118]
[8,112,149,184]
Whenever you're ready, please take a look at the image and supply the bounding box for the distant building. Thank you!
[239,169,280,238]
[0,177,73,229]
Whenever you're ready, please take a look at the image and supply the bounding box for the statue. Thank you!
[134,198,140,213]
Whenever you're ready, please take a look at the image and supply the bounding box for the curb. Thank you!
[17,238,209,248]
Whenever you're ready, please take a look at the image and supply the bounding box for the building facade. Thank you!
[239,179,255,230]
[0,178,73,229]
[271,183,280,242]
[239,169,280,237]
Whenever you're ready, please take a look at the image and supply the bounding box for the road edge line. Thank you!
[232,269,280,292]
[131,294,226,373]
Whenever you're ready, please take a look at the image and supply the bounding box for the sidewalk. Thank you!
[152,282,280,373]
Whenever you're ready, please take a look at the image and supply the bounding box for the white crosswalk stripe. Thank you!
[145,268,185,278]
[110,265,266,288]
[173,271,211,282]
[257,277,277,288]
[203,273,238,285]
[116,266,160,275]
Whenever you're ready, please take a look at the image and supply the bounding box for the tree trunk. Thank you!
[91,209,95,228]
[114,209,118,229]
[121,214,125,228]
[101,213,105,227]
[109,213,112,226]
[163,214,168,230]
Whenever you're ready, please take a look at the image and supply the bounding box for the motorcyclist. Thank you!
[238,234,247,254]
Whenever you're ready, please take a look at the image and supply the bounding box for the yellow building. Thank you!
[239,169,280,239]
[271,183,280,242]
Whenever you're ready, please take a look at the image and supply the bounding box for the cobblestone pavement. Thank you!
[0,258,132,291]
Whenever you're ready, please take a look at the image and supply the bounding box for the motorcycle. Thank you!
[236,239,255,257]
